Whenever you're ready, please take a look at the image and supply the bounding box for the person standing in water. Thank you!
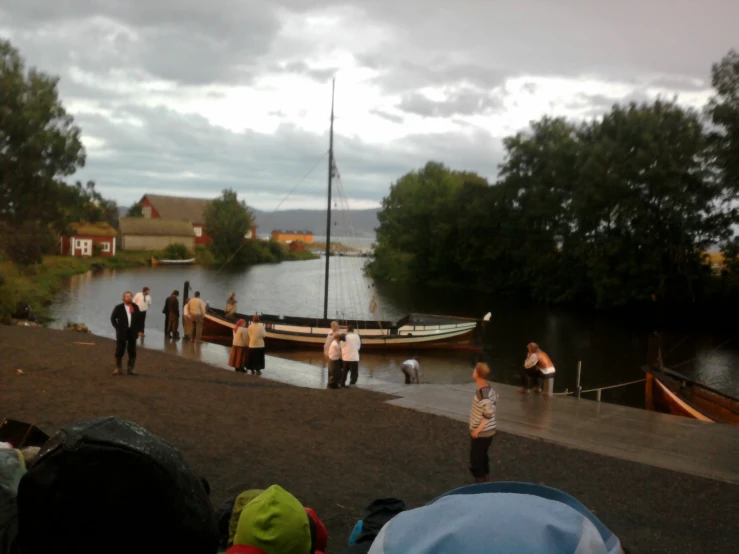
[468,362,498,483]
[327,332,343,389]
[324,321,339,378]
[341,325,361,388]
[132,287,152,336]
[401,358,421,384]
[187,292,206,342]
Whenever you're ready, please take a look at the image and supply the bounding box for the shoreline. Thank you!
[1,325,738,553]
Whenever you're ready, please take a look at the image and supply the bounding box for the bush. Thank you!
[2,221,57,267]
[160,243,193,260]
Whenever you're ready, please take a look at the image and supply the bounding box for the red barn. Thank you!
[61,223,117,257]
[139,194,213,246]
[138,194,258,245]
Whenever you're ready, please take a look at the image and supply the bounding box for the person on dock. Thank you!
[188,292,206,342]
[182,297,191,340]
[132,287,152,336]
[229,319,249,373]
[224,292,238,320]
[401,358,421,384]
[167,290,180,340]
[247,315,267,374]
[468,362,498,483]
[324,321,340,377]
[110,291,143,376]
[522,342,556,395]
[327,332,343,389]
[341,325,361,388]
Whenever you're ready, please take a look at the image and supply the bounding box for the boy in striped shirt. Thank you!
[469,362,499,483]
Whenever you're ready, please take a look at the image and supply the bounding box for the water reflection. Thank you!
[47,258,739,403]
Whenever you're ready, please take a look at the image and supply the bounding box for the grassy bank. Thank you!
[0,251,151,322]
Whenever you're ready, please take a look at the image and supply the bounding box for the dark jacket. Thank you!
[167,295,180,316]
[110,303,142,339]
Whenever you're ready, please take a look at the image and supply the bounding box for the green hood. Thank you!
[228,489,265,547]
[233,485,311,554]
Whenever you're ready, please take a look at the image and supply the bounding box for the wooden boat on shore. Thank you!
[203,308,480,350]
[644,365,739,425]
[197,80,484,351]
[151,257,196,266]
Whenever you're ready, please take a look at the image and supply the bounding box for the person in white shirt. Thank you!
[401,358,421,384]
[522,342,556,395]
[186,292,207,342]
[340,325,361,388]
[132,287,152,336]
[324,321,339,377]
[327,332,343,389]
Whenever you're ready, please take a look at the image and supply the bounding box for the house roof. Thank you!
[119,217,196,237]
[142,194,211,224]
[69,222,118,237]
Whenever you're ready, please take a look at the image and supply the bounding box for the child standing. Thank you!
[468,362,499,483]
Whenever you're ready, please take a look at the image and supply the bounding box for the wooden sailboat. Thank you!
[644,365,739,426]
[202,80,483,350]
[151,257,196,266]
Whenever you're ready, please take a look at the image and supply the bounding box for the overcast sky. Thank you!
[1,0,737,210]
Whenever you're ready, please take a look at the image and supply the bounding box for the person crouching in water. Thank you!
[469,362,498,483]
[523,342,556,395]
[229,319,249,373]
[327,332,343,389]
[401,358,420,384]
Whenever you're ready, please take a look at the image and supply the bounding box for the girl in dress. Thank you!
[229,319,249,373]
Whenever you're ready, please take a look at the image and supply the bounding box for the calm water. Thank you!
[48,254,739,406]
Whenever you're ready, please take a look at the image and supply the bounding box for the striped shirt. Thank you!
[469,384,498,437]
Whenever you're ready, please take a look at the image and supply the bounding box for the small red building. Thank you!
[288,240,306,253]
[61,222,118,257]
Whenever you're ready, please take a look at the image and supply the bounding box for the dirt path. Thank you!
[1,325,737,553]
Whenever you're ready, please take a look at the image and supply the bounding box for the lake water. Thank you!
[48,252,739,407]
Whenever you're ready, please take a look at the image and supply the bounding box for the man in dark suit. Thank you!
[111,291,143,376]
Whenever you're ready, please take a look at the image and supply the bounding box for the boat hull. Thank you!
[644,368,739,426]
[151,257,196,266]
[202,310,480,351]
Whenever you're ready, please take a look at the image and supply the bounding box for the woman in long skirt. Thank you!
[229,319,249,373]
[246,314,267,374]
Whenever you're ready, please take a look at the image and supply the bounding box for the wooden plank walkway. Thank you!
[361,381,739,484]
[166,340,739,484]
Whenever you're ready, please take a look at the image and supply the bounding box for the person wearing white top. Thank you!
[327,332,343,389]
[340,325,361,387]
[324,321,339,379]
[401,358,421,384]
[132,287,152,335]
[522,342,556,395]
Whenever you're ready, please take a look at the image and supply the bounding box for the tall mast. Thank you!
[323,78,335,320]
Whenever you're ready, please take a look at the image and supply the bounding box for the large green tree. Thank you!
[204,189,254,265]
[0,39,86,228]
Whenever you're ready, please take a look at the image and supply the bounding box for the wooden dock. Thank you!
[169,341,739,484]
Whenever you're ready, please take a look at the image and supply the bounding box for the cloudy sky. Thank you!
[1,0,737,210]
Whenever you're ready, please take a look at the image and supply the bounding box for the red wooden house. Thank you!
[139,194,213,246]
[61,223,118,257]
[138,194,258,245]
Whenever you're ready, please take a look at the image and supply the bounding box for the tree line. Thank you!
[369,51,739,318]
[0,40,119,265]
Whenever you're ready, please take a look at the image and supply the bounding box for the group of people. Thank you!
[164,290,207,342]
[229,315,267,374]
[323,322,362,388]
[1,414,625,554]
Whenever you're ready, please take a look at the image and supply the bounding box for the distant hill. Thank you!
[116,205,379,238]
[252,208,379,238]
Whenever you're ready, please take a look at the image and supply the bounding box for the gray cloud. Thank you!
[398,88,504,118]
[1,0,735,209]
[368,108,404,124]
[71,103,504,208]
[271,60,337,83]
